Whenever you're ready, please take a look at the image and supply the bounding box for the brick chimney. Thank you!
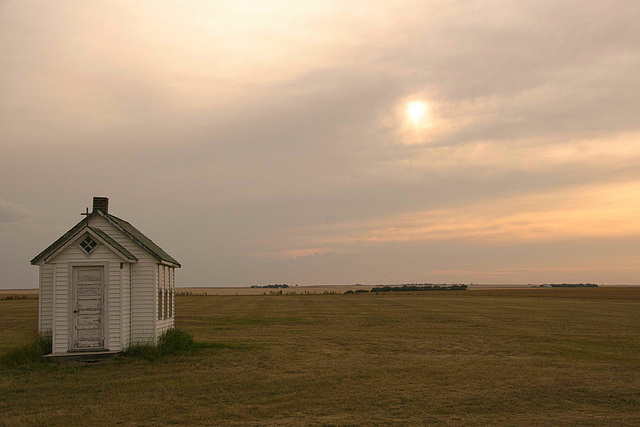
[92,197,109,214]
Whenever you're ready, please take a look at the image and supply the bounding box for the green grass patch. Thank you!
[0,332,51,367]
[121,329,195,361]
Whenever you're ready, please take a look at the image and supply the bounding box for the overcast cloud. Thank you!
[2,0,639,288]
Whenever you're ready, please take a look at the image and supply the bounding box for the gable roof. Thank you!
[30,217,90,265]
[101,212,181,267]
[31,211,180,267]
[36,224,138,264]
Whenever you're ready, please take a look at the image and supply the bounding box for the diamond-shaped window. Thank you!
[80,236,98,254]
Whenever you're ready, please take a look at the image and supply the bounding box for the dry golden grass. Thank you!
[1,288,639,426]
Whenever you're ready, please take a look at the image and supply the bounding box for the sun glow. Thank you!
[406,101,428,126]
[395,98,438,144]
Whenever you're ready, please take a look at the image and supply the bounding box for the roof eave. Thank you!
[159,260,181,268]
[30,214,94,264]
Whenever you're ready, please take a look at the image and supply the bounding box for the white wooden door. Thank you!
[72,266,104,350]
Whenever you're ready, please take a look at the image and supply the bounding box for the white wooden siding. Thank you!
[39,264,54,333]
[53,263,68,353]
[48,238,121,352]
[88,215,157,345]
[122,262,131,348]
[107,261,121,350]
[155,265,175,340]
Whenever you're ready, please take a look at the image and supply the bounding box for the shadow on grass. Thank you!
[120,329,248,361]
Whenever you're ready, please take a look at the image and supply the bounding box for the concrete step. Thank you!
[43,350,120,362]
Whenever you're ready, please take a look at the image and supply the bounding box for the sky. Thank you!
[1,0,640,288]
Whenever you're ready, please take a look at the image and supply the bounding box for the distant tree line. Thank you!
[250,284,290,289]
[539,283,598,288]
[345,284,468,294]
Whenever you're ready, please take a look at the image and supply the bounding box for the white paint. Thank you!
[72,266,104,350]
[36,212,179,354]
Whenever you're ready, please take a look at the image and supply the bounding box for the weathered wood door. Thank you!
[72,266,104,350]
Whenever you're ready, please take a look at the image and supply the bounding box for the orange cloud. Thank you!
[263,180,640,253]
[335,181,640,244]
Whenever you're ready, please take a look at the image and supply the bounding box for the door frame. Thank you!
[68,262,108,351]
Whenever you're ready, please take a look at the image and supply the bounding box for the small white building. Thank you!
[31,197,181,355]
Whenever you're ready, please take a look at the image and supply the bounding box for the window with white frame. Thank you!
[157,265,175,320]
[77,234,99,257]
[170,268,174,318]
[157,265,163,320]
[164,266,168,319]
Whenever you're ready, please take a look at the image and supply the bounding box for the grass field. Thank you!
[1,288,639,426]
